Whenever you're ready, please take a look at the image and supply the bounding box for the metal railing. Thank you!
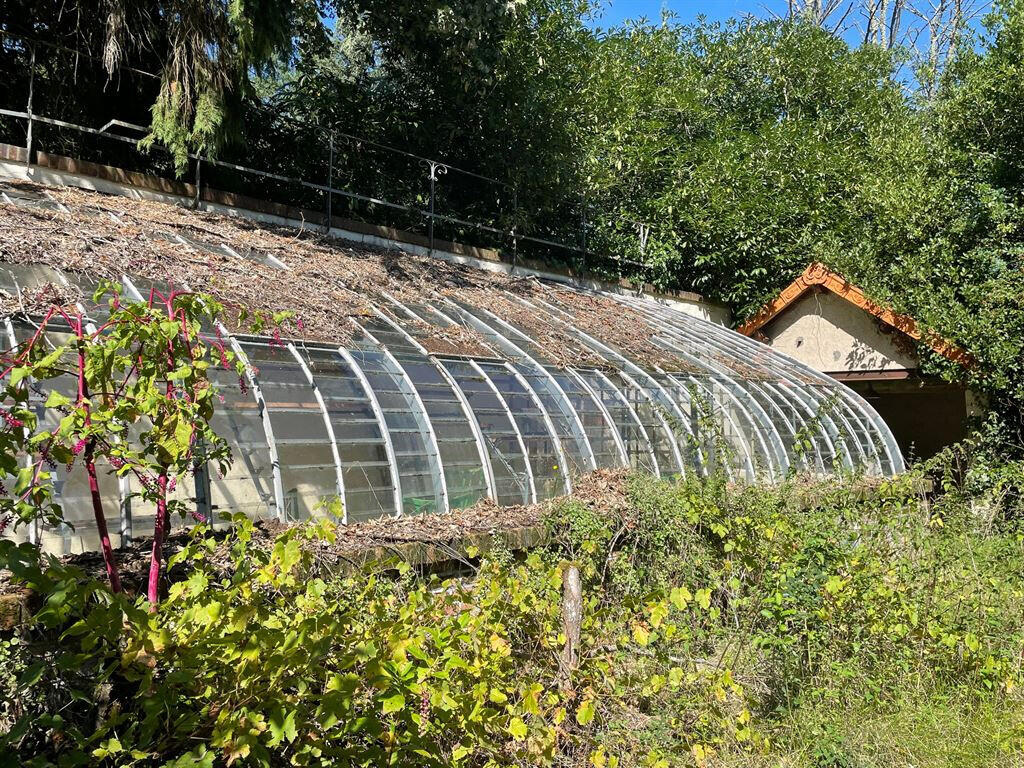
[0,30,664,282]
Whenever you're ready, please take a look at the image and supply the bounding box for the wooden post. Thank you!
[559,563,582,688]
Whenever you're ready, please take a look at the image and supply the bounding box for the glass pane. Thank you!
[243,341,336,521]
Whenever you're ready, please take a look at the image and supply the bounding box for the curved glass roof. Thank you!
[0,181,904,554]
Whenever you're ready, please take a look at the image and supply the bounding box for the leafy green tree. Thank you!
[1,284,245,603]
[1,0,305,170]
[580,18,922,315]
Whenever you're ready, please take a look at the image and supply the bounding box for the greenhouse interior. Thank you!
[0,178,904,554]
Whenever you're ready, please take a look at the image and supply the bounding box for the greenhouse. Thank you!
[0,178,904,554]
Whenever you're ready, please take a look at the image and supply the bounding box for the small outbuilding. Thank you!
[739,263,980,461]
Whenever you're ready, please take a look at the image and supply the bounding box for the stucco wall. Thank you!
[761,291,918,373]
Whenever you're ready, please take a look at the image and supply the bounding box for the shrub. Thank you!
[1,469,1022,766]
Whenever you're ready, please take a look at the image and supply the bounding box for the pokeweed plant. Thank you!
[0,280,286,604]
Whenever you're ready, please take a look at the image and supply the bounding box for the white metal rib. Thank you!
[630,297,846,471]
[352,320,450,515]
[502,361,573,495]
[647,336,782,479]
[468,358,538,504]
[337,346,405,517]
[617,367,685,475]
[286,342,347,523]
[3,316,36,546]
[589,368,661,478]
[366,307,498,503]
[622,295,866,474]
[566,368,629,467]
[511,293,695,472]
[434,298,598,476]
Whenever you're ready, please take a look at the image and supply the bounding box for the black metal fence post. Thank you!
[25,44,35,166]
[325,132,334,232]
[427,160,447,255]
[193,156,202,208]
[511,187,519,271]
[580,206,588,278]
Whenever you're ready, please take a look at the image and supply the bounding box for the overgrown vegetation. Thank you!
[2,467,1022,766]
[0,283,290,603]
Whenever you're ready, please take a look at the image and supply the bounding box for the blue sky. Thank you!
[588,0,790,29]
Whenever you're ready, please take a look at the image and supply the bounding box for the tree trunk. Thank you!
[147,473,169,608]
[85,440,122,593]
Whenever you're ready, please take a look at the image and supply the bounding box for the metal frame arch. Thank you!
[432,360,499,502]
[468,359,538,503]
[166,277,286,519]
[665,315,865,472]
[539,288,774,478]
[362,307,498,504]
[3,315,38,546]
[432,298,599,475]
[589,368,661,478]
[649,313,831,472]
[566,368,629,467]
[616,295,852,474]
[637,297,894,472]
[510,293,696,472]
[616,367,685,475]
[641,321,794,474]
[646,336,783,480]
[645,331,789,478]
[655,368,743,482]
[222,334,287,519]
[337,345,405,517]
[659,303,879,463]
[634,298,875,473]
[352,320,450,516]
[286,342,346,522]
[465,302,600,473]
[655,330,809,473]
[501,362,573,494]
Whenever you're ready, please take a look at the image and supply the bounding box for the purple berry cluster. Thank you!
[40,444,57,471]
[419,687,430,732]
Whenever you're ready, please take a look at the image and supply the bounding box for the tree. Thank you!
[0,283,249,603]
[0,0,306,170]
[579,18,921,316]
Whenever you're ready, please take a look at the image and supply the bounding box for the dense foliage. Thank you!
[2,468,1022,766]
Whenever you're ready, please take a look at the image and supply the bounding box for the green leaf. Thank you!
[670,586,692,610]
[696,588,712,611]
[632,623,650,646]
[18,661,45,688]
[508,716,528,741]
[381,693,406,714]
[268,707,287,745]
[576,698,595,726]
